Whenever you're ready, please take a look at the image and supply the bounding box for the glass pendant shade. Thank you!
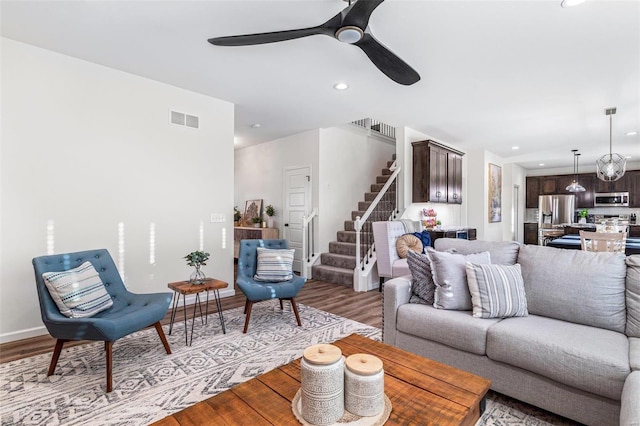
[566,150,586,192]
[596,108,626,182]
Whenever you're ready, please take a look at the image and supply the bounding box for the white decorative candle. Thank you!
[300,344,345,425]
[344,353,384,417]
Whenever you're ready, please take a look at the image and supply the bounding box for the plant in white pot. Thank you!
[265,205,275,228]
[184,250,209,284]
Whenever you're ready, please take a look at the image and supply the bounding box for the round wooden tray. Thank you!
[291,389,392,426]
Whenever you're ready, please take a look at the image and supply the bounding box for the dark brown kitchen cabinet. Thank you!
[447,152,463,204]
[575,174,594,208]
[628,170,640,207]
[412,140,464,203]
[524,223,538,245]
[526,176,540,208]
[540,176,558,194]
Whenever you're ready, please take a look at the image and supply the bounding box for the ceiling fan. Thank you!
[208,0,420,86]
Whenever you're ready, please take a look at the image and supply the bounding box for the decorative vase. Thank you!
[579,217,587,224]
[189,266,206,284]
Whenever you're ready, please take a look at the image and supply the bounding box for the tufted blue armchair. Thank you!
[32,249,172,392]
[237,239,307,333]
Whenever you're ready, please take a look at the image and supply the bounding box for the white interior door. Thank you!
[284,166,311,273]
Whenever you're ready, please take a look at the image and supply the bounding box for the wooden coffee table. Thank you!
[152,333,490,425]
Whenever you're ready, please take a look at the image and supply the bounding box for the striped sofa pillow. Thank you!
[465,262,528,319]
[254,248,295,282]
[42,261,113,318]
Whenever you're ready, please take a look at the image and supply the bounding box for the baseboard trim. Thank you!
[0,288,237,344]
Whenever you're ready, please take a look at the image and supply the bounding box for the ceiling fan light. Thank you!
[561,0,586,7]
[336,26,363,44]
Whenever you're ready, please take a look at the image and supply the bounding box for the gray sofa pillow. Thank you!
[430,250,491,310]
[407,249,435,305]
[517,244,627,333]
[626,255,640,337]
[434,239,520,265]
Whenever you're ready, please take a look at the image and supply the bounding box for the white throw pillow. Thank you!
[42,261,113,318]
[254,248,295,282]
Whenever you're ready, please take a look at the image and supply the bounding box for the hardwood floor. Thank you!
[0,279,382,364]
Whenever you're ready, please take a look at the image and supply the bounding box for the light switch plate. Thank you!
[210,213,225,223]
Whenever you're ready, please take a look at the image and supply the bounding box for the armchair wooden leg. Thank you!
[48,339,68,376]
[154,321,172,354]
[243,301,254,334]
[244,299,250,315]
[279,299,284,310]
[105,341,113,393]
[290,298,302,327]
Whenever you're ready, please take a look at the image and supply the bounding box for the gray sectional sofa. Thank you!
[382,239,640,426]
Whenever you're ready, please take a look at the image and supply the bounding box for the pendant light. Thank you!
[596,107,626,182]
[566,149,586,192]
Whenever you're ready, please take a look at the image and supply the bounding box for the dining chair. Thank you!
[579,230,626,253]
[33,249,172,392]
[236,239,306,333]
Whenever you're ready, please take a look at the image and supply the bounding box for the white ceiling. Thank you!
[2,0,639,170]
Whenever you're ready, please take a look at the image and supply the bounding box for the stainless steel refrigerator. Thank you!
[538,194,575,245]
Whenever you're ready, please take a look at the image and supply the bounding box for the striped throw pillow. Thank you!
[42,261,113,318]
[406,250,435,305]
[254,248,295,282]
[465,262,528,319]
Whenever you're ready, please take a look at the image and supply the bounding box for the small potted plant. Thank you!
[435,220,442,230]
[578,209,589,224]
[184,250,209,284]
[233,206,242,226]
[265,205,275,228]
[251,216,263,228]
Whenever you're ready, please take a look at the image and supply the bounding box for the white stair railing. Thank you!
[353,162,401,291]
[301,208,319,278]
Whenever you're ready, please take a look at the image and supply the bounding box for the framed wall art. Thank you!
[243,199,263,226]
[488,163,502,223]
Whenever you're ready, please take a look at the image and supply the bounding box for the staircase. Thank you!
[312,156,397,287]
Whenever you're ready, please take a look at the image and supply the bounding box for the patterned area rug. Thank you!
[0,301,578,425]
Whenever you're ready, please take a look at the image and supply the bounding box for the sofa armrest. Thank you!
[621,371,640,426]
[383,275,412,346]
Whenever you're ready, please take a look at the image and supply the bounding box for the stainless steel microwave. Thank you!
[594,192,629,207]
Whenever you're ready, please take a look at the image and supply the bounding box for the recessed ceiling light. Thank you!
[626,131,638,136]
[250,123,261,128]
[539,163,545,166]
[333,82,349,90]
[626,156,632,159]
[561,0,586,7]
[512,146,519,150]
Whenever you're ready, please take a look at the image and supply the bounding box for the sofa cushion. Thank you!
[396,303,501,355]
[630,337,640,371]
[407,250,435,305]
[396,234,422,259]
[621,371,640,426]
[434,239,520,265]
[430,250,491,310]
[487,315,630,400]
[626,255,640,337]
[466,262,528,319]
[517,244,627,333]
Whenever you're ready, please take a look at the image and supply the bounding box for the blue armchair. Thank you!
[32,249,172,392]
[237,239,306,333]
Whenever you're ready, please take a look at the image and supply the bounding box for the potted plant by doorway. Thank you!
[265,205,275,228]
[184,250,209,284]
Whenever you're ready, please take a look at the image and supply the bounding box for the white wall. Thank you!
[318,126,395,252]
[234,129,320,236]
[0,38,235,342]
[503,163,527,243]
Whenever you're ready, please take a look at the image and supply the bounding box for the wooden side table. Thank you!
[167,278,227,346]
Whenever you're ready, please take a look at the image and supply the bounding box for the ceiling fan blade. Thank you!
[209,26,330,47]
[354,33,420,85]
[343,0,385,29]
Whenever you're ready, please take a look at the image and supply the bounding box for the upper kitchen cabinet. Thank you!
[526,176,540,208]
[412,140,465,203]
[574,174,594,208]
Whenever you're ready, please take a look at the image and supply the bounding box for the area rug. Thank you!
[0,301,578,425]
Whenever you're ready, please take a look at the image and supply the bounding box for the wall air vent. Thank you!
[169,110,199,129]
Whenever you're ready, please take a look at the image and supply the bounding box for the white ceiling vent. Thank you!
[169,110,199,129]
